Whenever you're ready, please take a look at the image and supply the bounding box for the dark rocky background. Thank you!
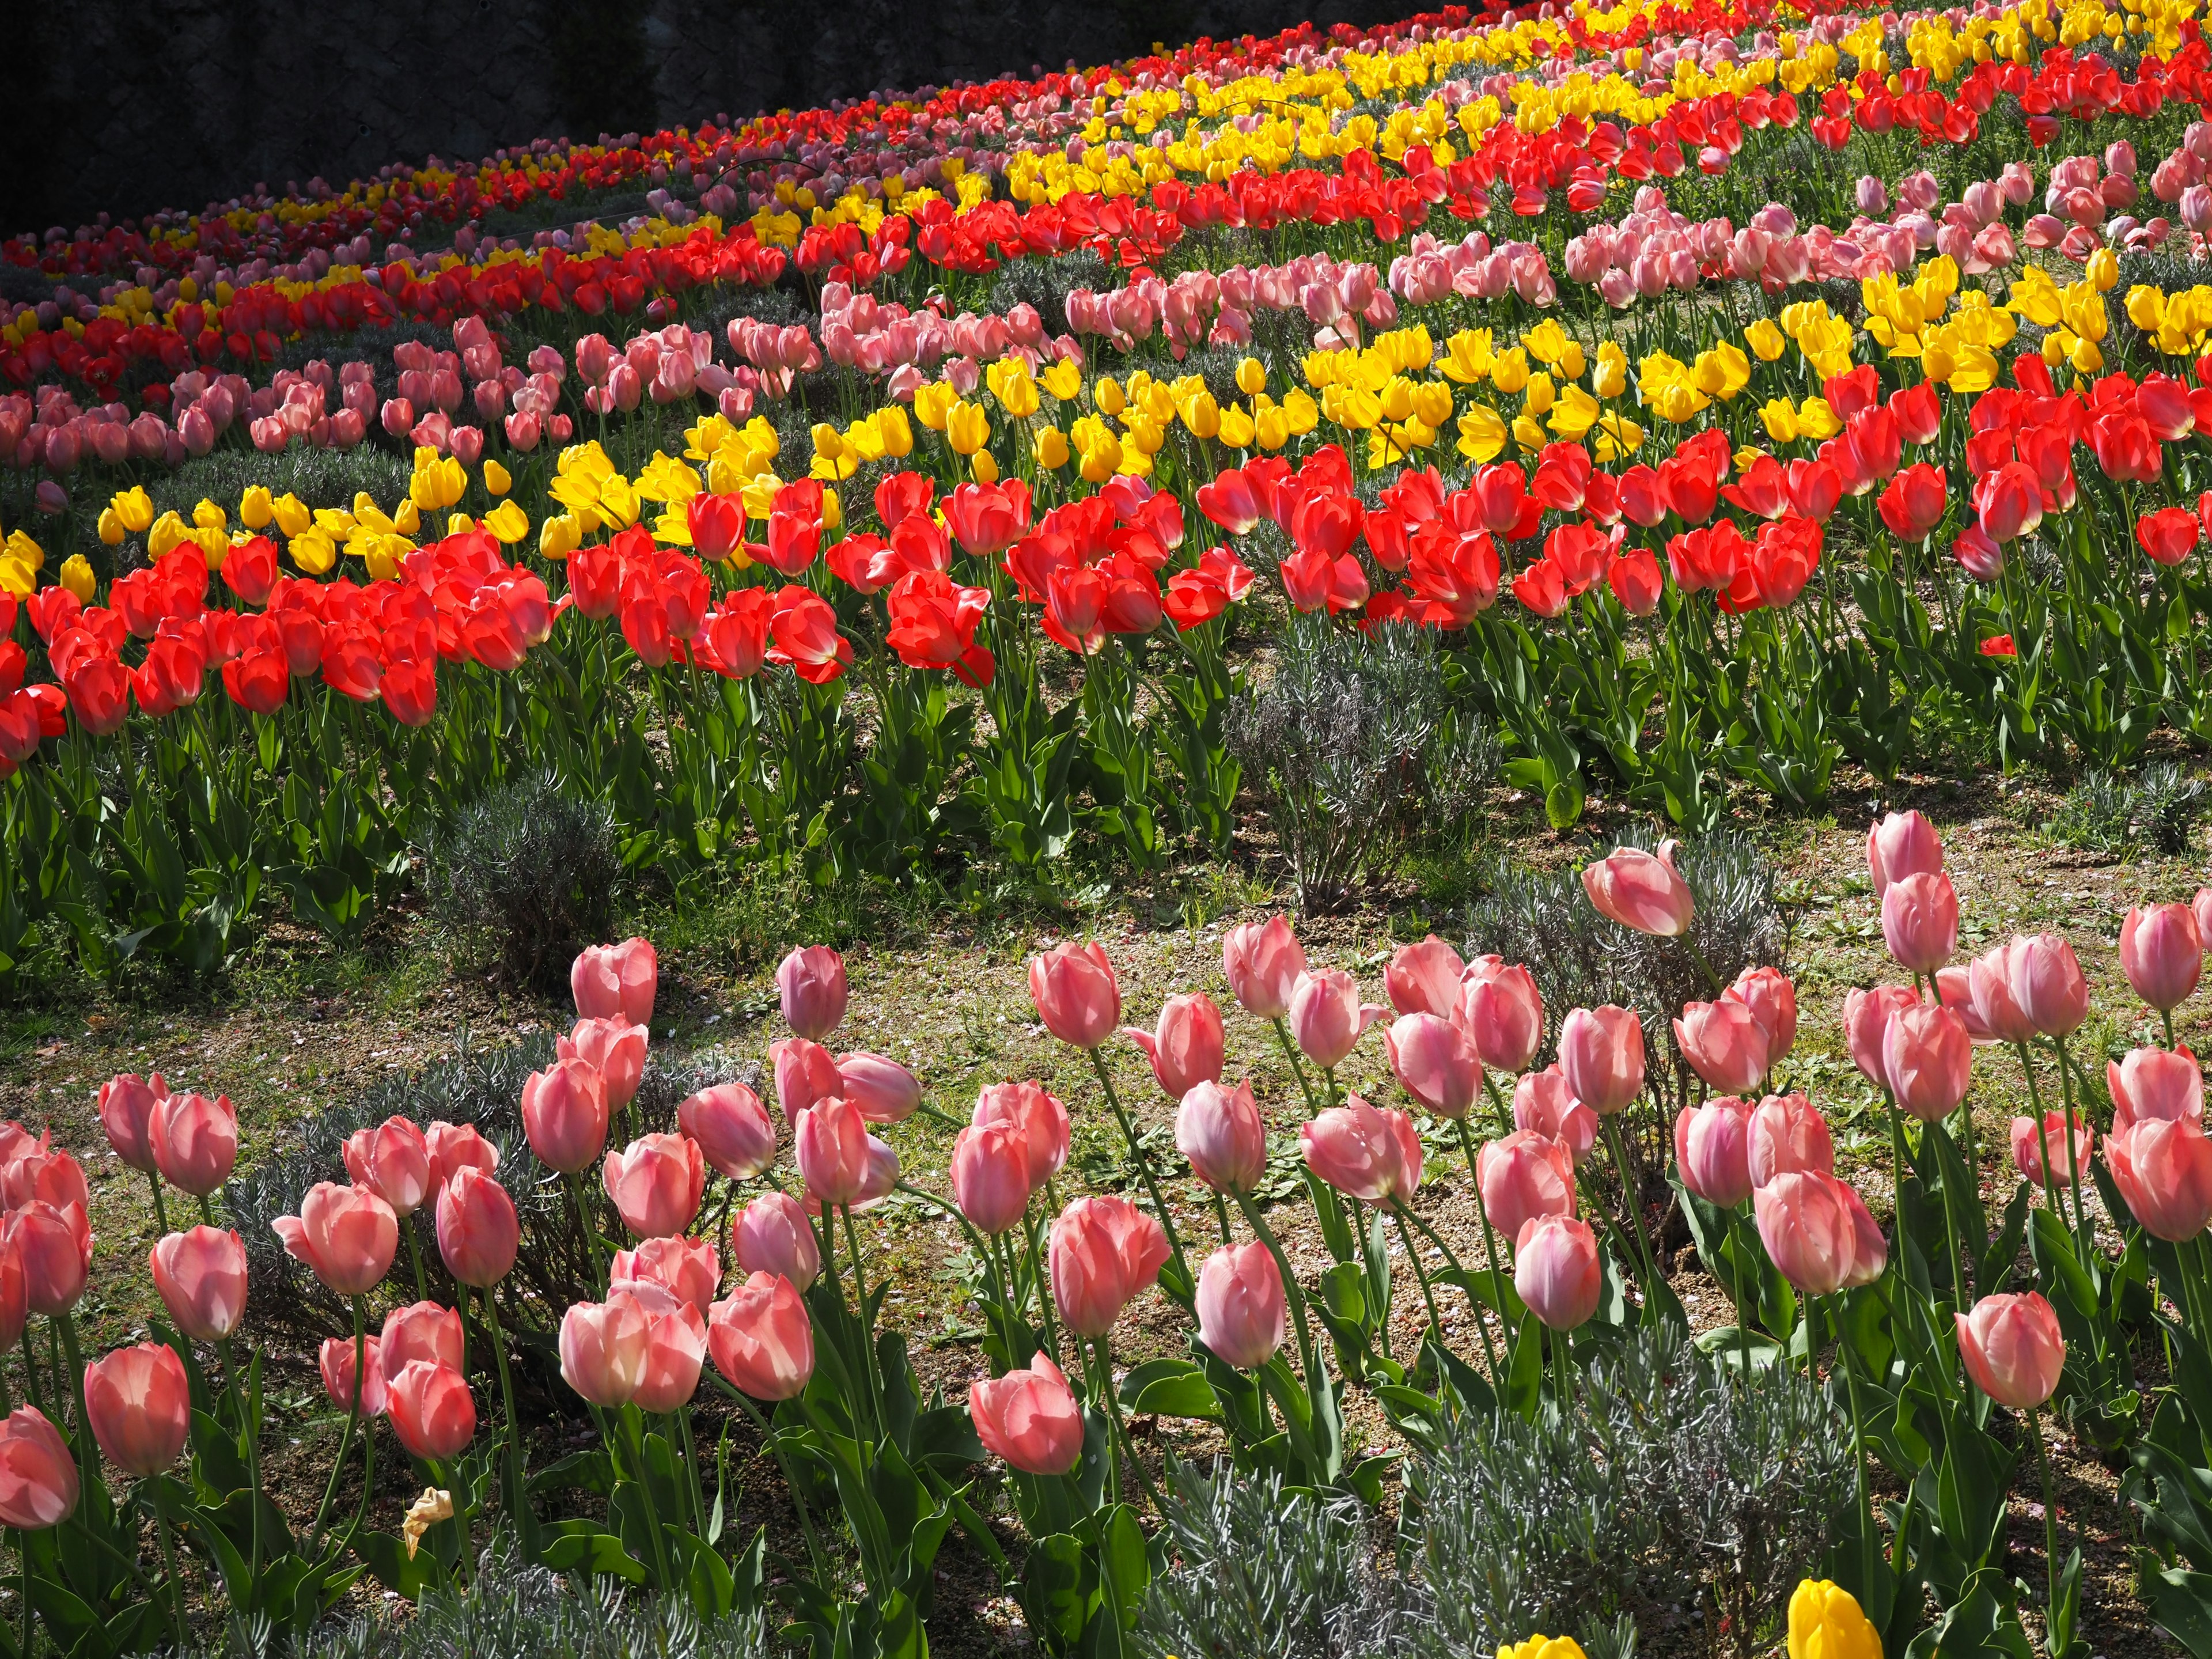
[3,0,1411,238]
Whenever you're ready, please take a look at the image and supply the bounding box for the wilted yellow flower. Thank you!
[402,1488,453,1560]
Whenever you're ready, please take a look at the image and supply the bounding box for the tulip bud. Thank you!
[777,945,848,1039]
[1221,916,1306,1018]
[1956,1292,2065,1409]
[1195,1241,1286,1368]
[1514,1214,1601,1331]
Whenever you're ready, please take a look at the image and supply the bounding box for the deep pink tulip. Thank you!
[342,1116,433,1216]
[149,1226,247,1342]
[1122,995,1225,1100]
[1301,1096,1422,1203]
[628,1282,709,1412]
[1967,942,2040,1044]
[1867,809,1943,897]
[1582,842,1695,936]
[1559,1005,1645,1115]
[319,1334,387,1416]
[1753,1171,1861,1296]
[521,1059,611,1176]
[0,1408,78,1529]
[777,945,848,1040]
[601,1134,706,1238]
[1882,1002,1974,1122]
[1029,942,1122,1048]
[835,1052,922,1124]
[1176,1079,1267,1194]
[732,1191,820,1291]
[2107,1117,2212,1241]
[1196,1241,1286,1368]
[559,1291,650,1407]
[424,1122,500,1190]
[952,1122,1033,1234]
[2122,903,2203,1012]
[2007,933,2089,1037]
[771,1037,843,1121]
[1843,984,1920,1086]
[2108,1046,2204,1135]
[1459,956,1543,1073]
[1478,1130,1577,1240]
[83,1343,190,1475]
[1674,1097,1753,1207]
[1726,966,1797,1063]
[709,1272,816,1400]
[611,1234,722,1316]
[1881,872,1959,975]
[970,1353,1084,1475]
[794,1097,872,1207]
[1050,1196,1170,1338]
[274,1182,396,1297]
[1385,1012,1482,1119]
[1513,1066,1596,1165]
[973,1082,1071,1190]
[1288,969,1385,1070]
[1386,936,1466,1018]
[1674,998,1770,1094]
[435,1168,519,1287]
[1957,1292,2065,1408]
[678,1082,777,1180]
[573,937,658,1029]
[1221,916,1306,1018]
[2011,1111,2094,1187]
[150,1090,237,1197]
[96,1074,162,1173]
[1747,1093,1834,1188]
[1514,1214,1601,1331]
[380,1300,465,1383]
[560,1018,647,1109]
[387,1360,476,1459]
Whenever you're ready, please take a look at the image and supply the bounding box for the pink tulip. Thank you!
[2195,885,2212,952]
[1936,967,1996,1041]
[1478,1130,1577,1240]
[601,1134,706,1239]
[1725,966,1797,1063]
[1559,1005,1645,1115]
[1867,810,1942,897]
[1513,1066,1596,1165]
[1385,1012,1482,1119]
[2107,1116,2212,1240]
[560,1292,650,1407]
[1882,1002,1974,1122]
[342,1116,433,1216]
[1287,969,1385,1070]
[794,1097,872,1207]
[1301,1096,1422,1203]
[2011,1111,2094,1187]
[2109,1046,2205,1135]
[1582,842,1695,936]
[1881,872,1959,974]
[0,1244,25,1357]
[522,1059,611,1175]
[1029,942,1122,1048]
[1956,1292,2066,1408]
[1514,1214,1601,1330]
[1838,1182,1890,1288]
[380,1300,465,1383]
[709,1272,816,1399]
[627,1282,709,1412]
[1961,942,2037,1044]
[1843,984,1921,1086]
[1222,916,1306,1018]
[1674,1097,1753,1207]
[952,1122,1032,1234]
[573,937,658,1028]
[274,1182,397,1297]
[83,1343,190,1475]
[973,1082,1071,1190]
[1050,1195,1170,1338]
[560,1018,647,1109]
[1176,1079,1267,1194]
[2007,933,2089,1037]
[150,1091,237,1197]
[777,945,849,1039]
[835,1052,922,1124]
[0,1408,78,1529]
[1,1148,86,1217]
[319,1334,387,1416]
[677,1082,776,1179]
[96,1074,162,1173]
[1674,998,1770,1094]
[1747,1093,1834,1188]
[771,1037,843,1121]
[149,1226,247,1342]
[1385,936,1466,1017]
[387,1360,476,1459]
[970,1353,1084,1474]
[435,1168,519,1287]
[1753,1171,1862,1296]
[1121,994,1225,1100]
[1195,1241,1286,1368]
[611,1234,722,1317]
[2122,903,2202,1012]
[424,1121,500,1189]
[732,1192,820,1291]
[1459,957,1544,1073]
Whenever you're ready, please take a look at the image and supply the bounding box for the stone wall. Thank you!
[2,0,1404,237]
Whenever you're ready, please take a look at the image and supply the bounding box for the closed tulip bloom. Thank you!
[3,1149,87,1217]
[2107,1117,2212,1241]
[149,1226,247,1342]
[1515,1214,1602,1331]
[521,1060,611,1176]
[1882,1002,1974,1122]
[835,1052,923,1124]
[771,1037,843,1122]
[1838,1183,1889,1289]
[1866,810,1943,897]
[677,1082,776,1180]
[1880,872,1959,974]
[1843,984,1920,1086]
[1513,1067,1597,1165]
[1386,936,1466,1017]
[96,1074,162,1173]
[1936,967,1997,1041]
[1289,969,1386,1070]
[1726,967,1798,1064]
[974,1082,1071,1189]
[573,937,658,1029]
[602,1134,706,1238]
[1957,1292,2066,1408]
[2007,933,2089,1037]
[0,1243,29,1355]
[1582,842,1695,937]
[732,1192,820,1291]
[709,1272,816,1400]
[776,944,848,1040]
[2197,886,2212,953]
[1385,1013,1482,1119]
[1176,1079,1268,1194]
[1753,1171,1860,1296]
[560,1292,650,1406]
[435,1169,518,1287]
[2011,1111,2094,1186]
[1222,916,1307,1019]
[1301,1097,1422,1203]
[1789,1580,1883,1659]
[560,1018,647,1109]
[1674,999,1770,1094]
[1675,1097,1754,1207]
[342,1116,433,1216]
[2122,903,2202,1012]
[794,1097,872,1207]
[1460,956,1544,1073]
[387,1360,477,1460]
[319,1334,387,1416]
[150,1090,237,1196]
[83,1343,190,1475]
[1050,1195,1171,1338]
[274,1182,396,1298]
[2108,1046,2204,1135]
[381,1300,465,1383]
[424,1121,500,1190]
[952,1122,1032,1234]
[1559,1005,1645,1115]
[0,1408,78,1530]
[1121,994,1225,1100]
[610,1234,722,1317]
[1478,1130,1578,1240]
[1196,1241,1287,1368]
[969,1353,1084,1475]
[1028,942,1122,1048]
[1968,942,2041,1044]
[627,1282,709,1413]
[1748,1093,1835,1188]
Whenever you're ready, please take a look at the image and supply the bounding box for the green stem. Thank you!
[1729,1208,1755,1379]
[405,1222,430,1304]
[1392,1204,1448,1350]
[1091,1336,1164,1518]
[2029,1410,2062,1658]
[2051,1036,2093,1268]
[1271,1018,1324,1116]
[842,1206,887,1433]
[1833,1294,1877,1599]
[478,1289,535,1562]
[221,1338,262,1589]
[569,1172,608,1293]
[625,1413,675,1589]
[1599,1115,1665,1306]
[309,1296,366,1550]
[722,1382,830,1585]
[53,1316,89,1489]
[152,1500,190,1654]
[1088,1047,1191,1297]
[677,1409,710,1539]
[17,1333,41,1418]
[147,1171,170,1238]
[1452,1118,1509,1384]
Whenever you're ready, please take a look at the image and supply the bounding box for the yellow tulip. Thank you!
[1746,317,1789,362]
[1040,359,1084,401]
[1490,347,1531,395]
[1035,426,1071,469]
[1787,1581,1881,1659]
[1499,1637,1588,1659]
[0,557,32,600]
[113,486,154,534]
[1253,402,1290,450]
[395,498,424,536]
[447,513,476,537]
[1591,342,1629,399]
[1095,377,1127,416]
[192,498,228,532]
[1522,372,1555,417]
[971,451,1001,484]
[945,399,991,457]
[97,507,126,547]
[273,493,311,537]
[912,381,959,431]
[1218,404,1256,448]
[483,460,513,497]
[1182,390,1222,438]
[1456,403,1509,463]
[2085,247,2119,293]
[483,501,530,543]
[1236,356,1268,396]
[58,555,96,603]
[539,513,584,560]
[147,512,188,558]
[240,486,275,529]
[289,528,338,575]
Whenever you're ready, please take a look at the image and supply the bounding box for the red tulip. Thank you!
[678,1082,777,1180]
[2138,506,2200,566]
[1974,462,2044,541]
[835,1052,922,1124]
[1747,1093,1834,1188]
[150,1090,237,1196]
[1121,994,1225,1100]
[1386,937,1466,1018]
[1195,1241,1286,1368]
[274,1182,396,1297]
[1176,1079,1267,1195]
[776,945,847,1040]
[1582,842,1694,936]
[1881,871,1958,974]
[2010,1111,2094,1187]
[0,1408,78,1529]
[342,1116,433,1217]
[1029,942,1122,1048]
[969,1353,1083,1475]
[1675,1097,1754,1207]
[610,1234,722,1317]
[82,1343,190,1475]
[1956,1293,2065,1409]
[2121,904,2202,1012]
[1513,1066,1596,1165]
[435,1168,519,1287]
[1478,1129,1577,1240]
[319,1334,387,1416]
[521,1059,611,1175]
[952,1121,1032,1235]
[1876,463,1946,541]
[601,1134,706,1239]
[1287,968,1385,1070]
[972,1082,1071,1190]
[380,1300,465,1383]
[559,1017,646,1109]
[1866,810,1942,898]
[1221,916,1307,1019]
[387,1360,476,1459]
[1514,1214,1601,1331]
[96,1074,162,1173]
[1882,1002,1974,1122]
[1673,998,1770,1094]
[732,1192,820,1291]
[1049,1195,1170,1338]
[1301,1096,1422,1203]
[1558,1005,1645,1115]
[1459,956,1544,1073]
[149,1226,247,1342]
[709,1272,816,1400]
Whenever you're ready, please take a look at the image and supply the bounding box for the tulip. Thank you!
[424,1121,500,1189]
[1558,1006,1645,1115]
[83,1343,191,1475]
[1301,1096,1422,1203]
[521,1059,611,1175]
[1478,1130,1578,1240]
[969,1353,1083,1475]
[2108,1117,2212,1240]
[709,1272,816,1399]
[559,1292,650,1407]
[274,1182,397,1297]
[776,945,847,1039]
[732,1191,820,1291]
[573,937,658,1028]
[835,1052,923,1124]
[150,1090,237,1196]
[0,1408,78,1529]
[1726,967,1797,1064]
[627,1282,709,1413]
[1195,1241,1286,1368]
[771,1037,843,1121]
[974,1082,1071,1189]
[602,1133,706,1238]
[96,1074,162,1173]
[609,1234,722,1317]
[1956,1292,2066,1408]
[1673,998,1770,1094]
[319,1334,387,1416]
[1288,969,1385,1070]
[1789,1580,1883,1659]
[149,1226,247,1342]
[1384,1012,1482,1119]
[1176,1079,1268,1195]
[1866,810,1942,897]
[342,1116,433,1216]
[1842,984,1921,1086]
[1838,1182,1889,1289]
[952,1122,1032,1234]
[1748,1093,1835,1188]
[2007,933,2089,1037]
[1675,1097,1754,1208]
[381,1300,465,1382]
[1385,936,1465,1017]
[1221,916,1306,1018]
[2122,903,2202,1013]
[0,1244,25,1357]
[1028,942,1121,1048]
[1880,872,1958,974]
[1965,942,2040,1044]
[1753,1171,1861,1296]
[560,1018,647,1109]
[435,1168,519,1287]
[1121,994,1225,1100]
[2,1149,86,1217]
[1050,1195,1170,1338]
[1514,1214,1601,1331]
[2010,1111,2094,1187]
[1582,842,1694,936]
[1513,1066,1596,1165]
[1881,1002,1973,1122]
[1460,956,1544,1073]
[2108,1046,2204,1135]
[795,1097,872,1207]
[387,1361,477,1460]
[678,1082,777,1179]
